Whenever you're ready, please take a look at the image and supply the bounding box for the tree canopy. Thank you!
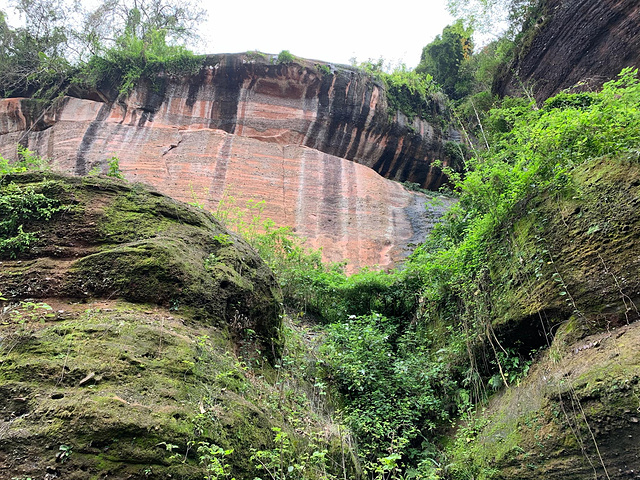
[0,0,205,98]
[446,0,537,38]
[415,20,474,100]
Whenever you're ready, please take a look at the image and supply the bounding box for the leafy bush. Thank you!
[276,50,296,64]
[354,59,441,121]
[0,181,67,258]
[78,28,204,96]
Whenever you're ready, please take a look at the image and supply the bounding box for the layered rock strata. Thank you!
[495,0,640,102]
[0,54,456,270]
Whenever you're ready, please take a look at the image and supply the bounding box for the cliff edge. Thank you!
[0,53,457,271]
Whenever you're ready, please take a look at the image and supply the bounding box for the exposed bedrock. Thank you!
[0,54,456,271]
[495,0,640,102]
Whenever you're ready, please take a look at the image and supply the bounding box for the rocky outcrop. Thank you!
[0,54,456,271]
[0,175,352,480]
[455,321,640,480]
[0,172,283,357]
[494,0,640,102]
[449,156,640,479]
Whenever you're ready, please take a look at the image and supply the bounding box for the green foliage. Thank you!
[106,155,125,178]
[276,50,296,64]
[446,0,537,40]
[0,150,68,258]
[0,181,67,258]
[245,68,640,478]
[0,0,205,99]
[251,428,335,480]
[416,20,474,100]
[56,444,72,463]
[1,146,50,175]
[0,4,71,98]
[81,0,205,52]
[384,66,440,120]
[354,59,441,121]
[245,50,267,61]
[197,442,235,480]
[321,312,468,476]
[315,63,331,75]
[79,28,204,95]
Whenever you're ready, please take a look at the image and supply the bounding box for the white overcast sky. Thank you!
[0,0,455,69]
[198,1,455,68]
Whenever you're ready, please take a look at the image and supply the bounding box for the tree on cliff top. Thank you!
[446,0,538,39]
[0,1,70,97]
[78,0,205,58]
[416,20,474,100]
[0,0,205,98]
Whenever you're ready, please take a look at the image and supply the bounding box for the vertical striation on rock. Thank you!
[0,53,457,271]
[494,0,640,102]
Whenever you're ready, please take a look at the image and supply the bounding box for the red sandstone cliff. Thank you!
[495,0,640,102]
[0,54,455,271]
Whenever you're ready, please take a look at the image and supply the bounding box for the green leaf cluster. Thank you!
[79,28,204,96]
[353,59,441,121]
[0,180,67,258]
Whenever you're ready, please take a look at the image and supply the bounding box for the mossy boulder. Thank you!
[485,156,640,351]
[0,172,283,358]
[447,156,640,479]
[448,321,640,480]
[0,300,309,479]
[0,173,351,479]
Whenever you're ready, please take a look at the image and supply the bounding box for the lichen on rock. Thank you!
[0,172,283,358]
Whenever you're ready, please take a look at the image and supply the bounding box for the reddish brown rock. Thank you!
[0,55,456,271]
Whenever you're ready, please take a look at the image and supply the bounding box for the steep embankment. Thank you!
[494,0,640,102]
[0,172,350,480]
[450,157,640,479]
[0,54,456,271]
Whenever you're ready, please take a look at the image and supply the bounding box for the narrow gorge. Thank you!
[1,0,640,478]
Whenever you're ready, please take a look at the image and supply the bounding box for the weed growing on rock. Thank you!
[106,155,124,179]
[0,177,69,258]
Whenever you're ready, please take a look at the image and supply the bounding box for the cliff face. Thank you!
[450,157,640,479]
[0,54,455,271]
[495,0,640,102]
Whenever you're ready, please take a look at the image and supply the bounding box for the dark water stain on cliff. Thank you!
[136,77,168,127]
[321,153,342,239]
[75,103,111,175]
[208,57,245,133]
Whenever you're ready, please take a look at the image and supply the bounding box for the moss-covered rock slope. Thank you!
[0,173,349,479]
[447,156,640,479]
[0,172,282,356]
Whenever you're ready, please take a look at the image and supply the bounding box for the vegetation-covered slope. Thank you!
[0,170,355,479]
[265,69,640,479]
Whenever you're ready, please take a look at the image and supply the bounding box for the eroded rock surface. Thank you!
[0,172,282,356]
[451,156,640,479]
[0,54,455,271]
[495,0,640,102]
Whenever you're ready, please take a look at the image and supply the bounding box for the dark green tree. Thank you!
[416,20,474,100]
[0,0,70,97]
